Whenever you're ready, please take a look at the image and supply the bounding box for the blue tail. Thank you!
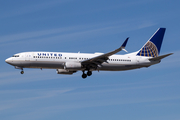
[136,28,166,57]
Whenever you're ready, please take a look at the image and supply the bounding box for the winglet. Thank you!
[81,37,129,63]
[121,37,129,48]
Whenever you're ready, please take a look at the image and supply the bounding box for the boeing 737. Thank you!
[5,28,173,78]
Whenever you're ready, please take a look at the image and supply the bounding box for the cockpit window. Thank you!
[12,55,19,57]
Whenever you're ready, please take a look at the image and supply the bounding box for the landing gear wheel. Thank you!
[87,71,92,76]
[82,73,87,79]
[21,71,24,74]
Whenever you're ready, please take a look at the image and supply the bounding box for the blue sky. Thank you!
[0,0,180,120]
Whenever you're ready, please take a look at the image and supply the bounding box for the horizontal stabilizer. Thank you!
[149,53,173,61]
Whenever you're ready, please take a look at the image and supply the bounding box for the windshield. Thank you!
[12,55,19,57]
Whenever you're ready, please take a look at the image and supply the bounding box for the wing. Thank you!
[81,38,129,68]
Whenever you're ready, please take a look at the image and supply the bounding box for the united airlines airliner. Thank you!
[5,28,173,78]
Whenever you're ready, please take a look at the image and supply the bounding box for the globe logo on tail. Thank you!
[137,41,158,57]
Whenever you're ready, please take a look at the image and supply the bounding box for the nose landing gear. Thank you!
[20,68,24,74]
[20,71,24,74]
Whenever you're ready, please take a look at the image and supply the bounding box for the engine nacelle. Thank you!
[64,62,82,70]
[56,69,76,75]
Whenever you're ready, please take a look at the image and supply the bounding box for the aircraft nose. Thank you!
[5,58,12,64]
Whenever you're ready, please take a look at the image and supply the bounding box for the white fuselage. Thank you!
[5,28,172,78]
[5,51,160,71]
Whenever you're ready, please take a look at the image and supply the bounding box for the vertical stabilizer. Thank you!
[137,28,166,57]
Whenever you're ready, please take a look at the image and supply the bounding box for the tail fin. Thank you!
[136,28,166,57]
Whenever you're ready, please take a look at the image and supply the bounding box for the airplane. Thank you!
[5,28,173,78]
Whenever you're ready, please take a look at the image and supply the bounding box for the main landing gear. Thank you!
[82,71,92,79]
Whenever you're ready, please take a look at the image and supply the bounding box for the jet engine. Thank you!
[64,62,82,70]
[56,69,76,75]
